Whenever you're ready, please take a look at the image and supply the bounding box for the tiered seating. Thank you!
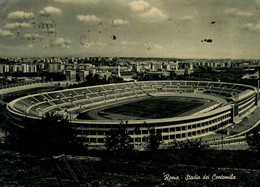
[47,92,65,99]
[52,99,65,105]
[232,85,247,91]
[221,84,234,88]
[172,81,184,86]
[208,82,221,88]
[92,97,103,102]
[146,82,157,86]
[47,108,62,114]
[82,100,93,105]
[87,93,99,98]
[61,90,78,97]
[133,87,145,94]
[28,102,53,115]
[88,87,106,93]
[64,104,78,109]
[21,97,39,105]
[198,82,209,87]
[134,82,146,87]
[33,95,46,102]
[103,85,117,90]
[9,80,254,119]
[74,95,87,100]
[186,81,198,86]
[156,81,171,86]
[44,94,53,100]
[37,102,53,108]
[13,100,30,112]
[118,89,131,96]
[185,89,195,93]
[62,97,77,102]
[74,88,91,95]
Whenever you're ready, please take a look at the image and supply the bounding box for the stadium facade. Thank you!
[6,81,259,148]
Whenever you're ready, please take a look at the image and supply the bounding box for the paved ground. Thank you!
[202,102,260,150]
[228,107,260,134]
[212,142,249,150]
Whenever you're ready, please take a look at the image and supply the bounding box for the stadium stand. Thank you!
[6,80,258,148]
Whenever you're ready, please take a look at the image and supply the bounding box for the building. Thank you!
[65,70,77,81]
[0,64,5,74]
[6,80,258,149]
[97,71,112,81]
[79,70,89,81]
[4,65,10,73]
[30,64,37,73]
[49,63,59,72]
[22,64,30,73]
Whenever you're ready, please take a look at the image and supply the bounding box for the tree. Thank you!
[246,128,260,153]
[5,113,82,155]
[105,122,133,155]
[170,138,209,152]
[146,128,163,152]
[169,139,210,164]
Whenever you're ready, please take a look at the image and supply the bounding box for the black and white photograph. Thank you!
[0,0,260,186]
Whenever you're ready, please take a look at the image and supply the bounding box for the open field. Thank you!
[78,96,209,120]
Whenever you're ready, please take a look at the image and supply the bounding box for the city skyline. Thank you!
[0,0,260,59]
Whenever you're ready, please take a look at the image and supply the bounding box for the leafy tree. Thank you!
[170,138,209,152]
[146,128,163,152]
[169,139,210,164]
[246,128,260,153]
[105,123,133,155]
[108,76,124,83]
[5,113,82,155]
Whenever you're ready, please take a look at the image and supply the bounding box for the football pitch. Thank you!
[78,96,208,120]
[101,97,204,119]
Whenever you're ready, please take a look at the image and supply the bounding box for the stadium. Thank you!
[6,80,259,148]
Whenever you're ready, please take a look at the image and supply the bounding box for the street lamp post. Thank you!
[134,125,141,150]
[221,133,224,151]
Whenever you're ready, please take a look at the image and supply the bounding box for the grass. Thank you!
[0,148,260,186]
[100,96,204,119]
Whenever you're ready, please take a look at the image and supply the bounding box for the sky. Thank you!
[0,0,260,59]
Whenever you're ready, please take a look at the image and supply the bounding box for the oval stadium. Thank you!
[6,80,259,149]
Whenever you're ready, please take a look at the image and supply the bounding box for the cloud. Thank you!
[0,29,13,37]
[23,34,44,44]
[120,40,162,50]
[76,15,101,23]
[129,0,167,22]
[112,19,129,26]
[47,27,57,34]
[129,0,150,13]
[82,41,107,48]
[39,6,62,16]
[120,41,136,46]
[36,21,57,34]
[236,12,253,17]
[4,22,32,30]
[140,7,167,20]
[180,15,194,21]
[225,8,252,17]
[153,44,162,50]
[241,23,260,32]
[7,11,34,20]
[53,0,99,3]
[23,33,43,39]
[144,42,162,50]
[53,37,71,48]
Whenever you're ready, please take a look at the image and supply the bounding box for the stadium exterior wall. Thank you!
[6,80,258,148]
